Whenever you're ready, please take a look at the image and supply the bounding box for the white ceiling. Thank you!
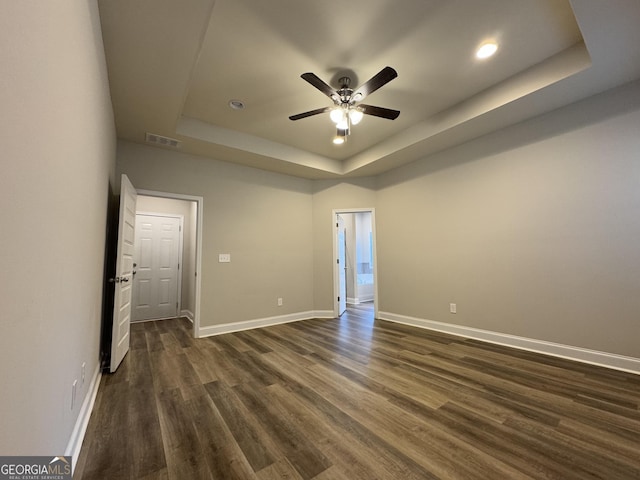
[98,0,640,179]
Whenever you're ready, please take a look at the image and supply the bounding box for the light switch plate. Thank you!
[219,253,231,263]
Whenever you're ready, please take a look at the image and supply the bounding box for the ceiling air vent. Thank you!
[145,132,181,148]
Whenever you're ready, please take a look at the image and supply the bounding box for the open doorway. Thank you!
[136,190,203,338]
[101,178,204,372]
[333,209,378,319]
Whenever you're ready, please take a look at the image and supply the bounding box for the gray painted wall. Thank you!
[0,0,116,454]
[117,142,315,326]
[377,82,640,358]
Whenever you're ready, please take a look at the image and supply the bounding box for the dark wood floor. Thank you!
[75,303,640,479]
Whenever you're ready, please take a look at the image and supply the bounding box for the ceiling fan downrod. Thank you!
[337,76,353,104]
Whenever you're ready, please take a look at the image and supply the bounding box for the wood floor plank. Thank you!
[77,377,133,479]
[144,326,165,353]
[303,361,529,479]
[255,457,303,480]
[76,306,640,480]
[138,467,169,480]
[261,386,390,480]
[503,414,640,479]
[128,349,167,478]
[159,331,184,355]
[183,346,220,384]
[557,418,640,464]
[231,381,333,480]
[156,388,213,479]
[171,318,195,348]
[234,330,274,355]
[437,401,585,479]
[187,393,260,480]
[264,380,440,480]
[267,374,440,480]
[203,380,278,472]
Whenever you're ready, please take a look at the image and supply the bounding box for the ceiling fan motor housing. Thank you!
[337,77,353,104]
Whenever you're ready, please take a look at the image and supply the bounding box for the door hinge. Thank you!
[178,262,180,270]
[337,259,340,264]
[337,296,340,302]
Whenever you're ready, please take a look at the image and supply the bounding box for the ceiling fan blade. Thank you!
[289,106,331,121]
[352,66,398,101]
[300,73,339,101]
[359,104,400,120]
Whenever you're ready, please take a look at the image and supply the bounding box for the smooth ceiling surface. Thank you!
[99,0,640,178]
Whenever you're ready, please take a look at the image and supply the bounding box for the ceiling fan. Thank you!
[289,66,400,144]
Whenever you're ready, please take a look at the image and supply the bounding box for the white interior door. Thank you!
[337,215,347,316]
[110,174,137,373]
[132,214,181,321]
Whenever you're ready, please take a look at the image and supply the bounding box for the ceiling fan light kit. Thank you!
[329,108,345,124]
[349,108,364,125]
[333,132,346,145]
[290,66,400,144]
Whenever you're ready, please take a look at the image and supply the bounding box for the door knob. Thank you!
[108,276,129,283]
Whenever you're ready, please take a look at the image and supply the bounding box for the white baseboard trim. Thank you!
[66,364,101,472]
[198,310,335,337]
[181,309,195,323]
[347,296,374,305]
[378,311,640,375]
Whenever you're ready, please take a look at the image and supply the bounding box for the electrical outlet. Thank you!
[449,303,457,314]
[218,253,231,263]
[71,380,78,410]
[81,362,86,385]
[277,297,283,306]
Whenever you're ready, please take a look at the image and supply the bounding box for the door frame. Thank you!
[137,189,203,338]
[332,208,378,319]
[337,214,347,316]
[132,212,184,322]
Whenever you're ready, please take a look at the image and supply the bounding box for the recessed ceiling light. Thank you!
[228,99,245,110]
[476,42,498,59]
